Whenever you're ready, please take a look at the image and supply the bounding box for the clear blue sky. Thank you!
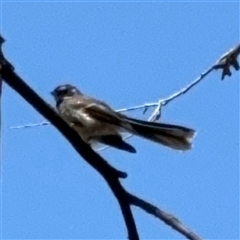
[1,2,239,239]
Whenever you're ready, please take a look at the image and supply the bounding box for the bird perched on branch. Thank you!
[51,84,195,153]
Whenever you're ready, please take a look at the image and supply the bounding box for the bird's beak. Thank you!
[50,91,55,96]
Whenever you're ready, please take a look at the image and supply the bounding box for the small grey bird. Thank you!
[51,84,195,153]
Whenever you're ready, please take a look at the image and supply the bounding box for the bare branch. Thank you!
[1,34,142,240]
[148,100,163,122]
[128,193,202,240]
[3,35,237,240]
[117,102,159,113]
[160,67,214,107]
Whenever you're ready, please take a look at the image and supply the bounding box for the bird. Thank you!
[51,84,196,153]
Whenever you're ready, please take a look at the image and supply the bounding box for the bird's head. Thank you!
[51,84,82,102]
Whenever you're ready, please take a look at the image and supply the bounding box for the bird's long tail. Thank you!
[123,117,195,151]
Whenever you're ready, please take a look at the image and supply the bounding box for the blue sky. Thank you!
[1,2,239,239]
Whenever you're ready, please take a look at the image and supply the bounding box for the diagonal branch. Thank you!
[160,67,214,107]
[6,35,239,240]
[128,193,202,240]
[2,63,141,240]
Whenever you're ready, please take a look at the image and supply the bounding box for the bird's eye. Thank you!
[71,88,77,93]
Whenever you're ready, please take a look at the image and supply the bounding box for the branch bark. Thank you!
[2,59,141,240]
[128,193,202,240]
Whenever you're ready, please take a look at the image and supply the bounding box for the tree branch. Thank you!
[3,36,238,240]
[0,32,145,239]
[1,56,202,240]
[160,67,215,107]
[2,65,142,240]
[128,193,202,240]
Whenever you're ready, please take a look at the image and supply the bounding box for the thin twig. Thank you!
[117,102,159,113]
[9,66,214,130]
[10,121,50,129]
[148,100,163,122]
[160,67,215,106]
[9,43,240,131]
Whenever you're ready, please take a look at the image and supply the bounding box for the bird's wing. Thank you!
[81,96,124,126]
[62,95,124,127]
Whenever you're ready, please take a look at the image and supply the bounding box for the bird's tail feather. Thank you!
[123,117,195,151]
